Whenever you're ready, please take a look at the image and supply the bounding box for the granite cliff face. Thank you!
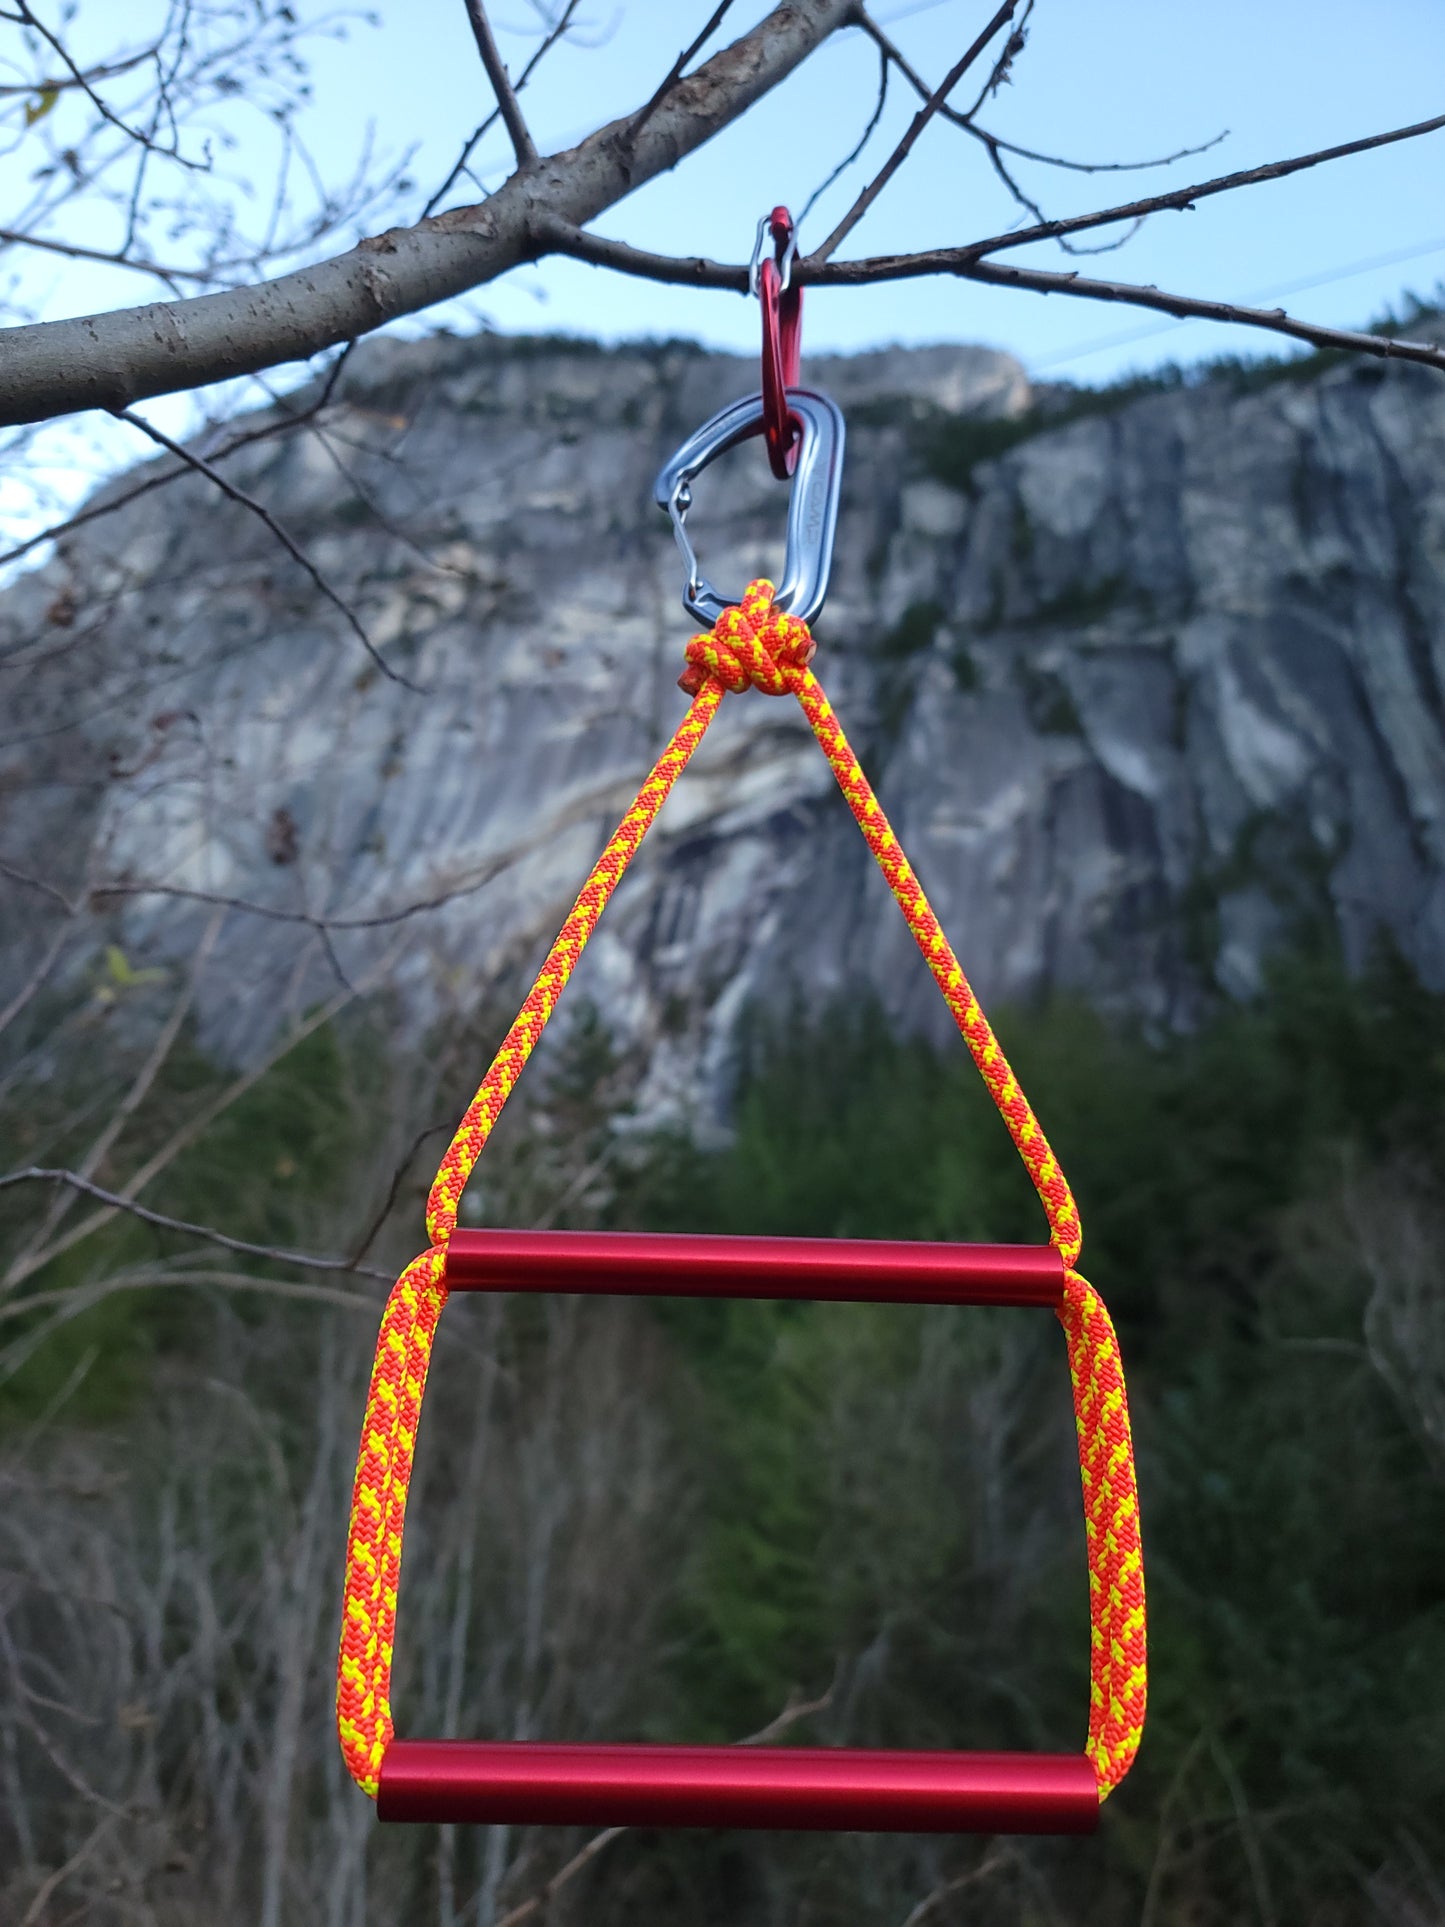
[3,330,1444,1122]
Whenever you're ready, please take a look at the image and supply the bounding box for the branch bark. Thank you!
[0,0,855,427]
[812,0,1022,262]
[461,0,539,167]
[0,1169,392,1280]
[542,221,1445,374]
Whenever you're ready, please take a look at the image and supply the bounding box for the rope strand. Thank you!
[337,580,1146,1801]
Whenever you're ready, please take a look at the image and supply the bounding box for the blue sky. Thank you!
[331,0,1445,380]
[3,1,1443,549]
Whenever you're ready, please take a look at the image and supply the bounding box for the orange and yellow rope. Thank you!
[337,581,1146,1802]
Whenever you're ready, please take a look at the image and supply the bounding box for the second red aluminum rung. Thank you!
[377,1739,1099,1833]
[444,1229,1064,1309]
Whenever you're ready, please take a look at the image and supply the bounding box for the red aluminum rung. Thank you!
[377,1740,1099,1834]
[444,1229,1064,1308]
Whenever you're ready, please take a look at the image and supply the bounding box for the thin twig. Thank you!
[0,1168,393,1280]
[11,3,194,164]
[911,252,1445,370]
[812,0,1023,262]
[955,109,1445,263]
[492,1681,836,1927]
[462,0,539,167]
[0,920,71,1041]
[0,226,206,286]
[0,1270,382,1364]
[18,1815,117,1927]
[111,406,422,692]
[854,7,1227,178]
[798,41,890,228]
[3,965,377,1292]
[347,1122,452,1267]
[0,342,355,573]
[11,909,222,1271]
[897,1851,1013,1927]
[625,1,738,145]
[422,0,582,217]
[0,48,152,99]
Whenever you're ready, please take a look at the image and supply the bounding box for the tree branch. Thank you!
[798,40,890,227]
[0,1168,392,1280]
[626,1,738,144]
[10,3,187,162]
[422,0,583,218]
[812,0,1023,262]
[461,0,539,168]
[112,406,422,691]
[0,0,856,427]
[855,6,1227,179]
[861,252,1445,371]
[541,222,1445,373]
[492,1681,836,1927]
[955,109,1445,263]
[0,342,356,572]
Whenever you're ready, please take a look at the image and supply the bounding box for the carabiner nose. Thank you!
[652,388,846,627]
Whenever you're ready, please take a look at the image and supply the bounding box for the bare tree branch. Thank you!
[422,0,583,218]
[877,252,1445,371]
[0,48,152,100]
[9,909,222,1273]
[0,0,856,426]
[0,342,356,572]
[897,1850,1013,1927]
[812,0,1025,263]
[0,1267,382,1344]
[16,1814,117,1927]
[346,1122,452,1268]
[539,221,1445,373]
[0,920,71,1041]
[0,224,206,287]
[112,406,422,691]
[625,1,738,145]
[798,41,890,228]
[10,2,193,163]
[953,109,1445,263]
[462,0,540,167]
[492,1681,837,1927]
[854,6,1228,179]
[3,966,378,1291]
[0,1168,393,1280]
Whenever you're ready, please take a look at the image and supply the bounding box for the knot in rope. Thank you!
[679,577,815,697]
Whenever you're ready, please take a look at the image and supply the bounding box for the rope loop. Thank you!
[337,582,1146,1807]
[678,577,815,696]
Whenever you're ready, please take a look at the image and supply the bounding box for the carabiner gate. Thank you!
[652,388,846,628]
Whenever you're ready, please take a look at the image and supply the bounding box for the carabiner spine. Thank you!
[653,387,845,627]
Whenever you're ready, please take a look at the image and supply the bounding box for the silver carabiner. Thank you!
[652,388,846,627]
[748,211,798,295]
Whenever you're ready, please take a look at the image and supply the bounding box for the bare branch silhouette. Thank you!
[0,343,356,573]
[812,0,1026,264]
[462,0,540,167]
[493,1680,838,1927]
[112,406,422,692]
[0,1,857,425]
[626,1,738,144]
[539,222,1445,373]
[951,109,1445,263]
[422,0,584,218]
[854,6,1228,180]
[0,1168,393,1280]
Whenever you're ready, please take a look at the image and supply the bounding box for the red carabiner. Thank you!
[756,205,802,480]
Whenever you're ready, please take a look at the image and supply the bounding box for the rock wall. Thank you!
[2,329,1442,1123]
